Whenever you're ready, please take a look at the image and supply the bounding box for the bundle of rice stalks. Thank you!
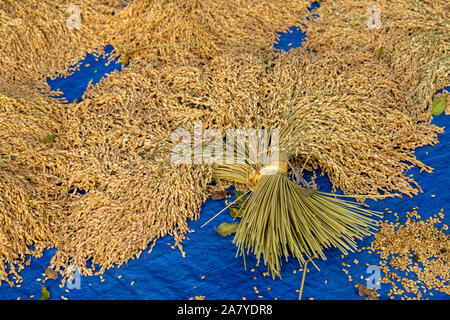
[144,47,282,131]
[0,0,125,90]
[102,0,310,66]
[269,48,443,197]
[0,65,213,282]
[213,132,381,279]
[153,46,442,197]
[301,0,450,118]
[0,84,73,286]
[200,46,443,278]
[46,69,213,277]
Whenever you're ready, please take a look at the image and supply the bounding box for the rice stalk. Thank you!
[214,164,382,278]
[0,0,125,91]
[301,0,450,118]
[212,101,386,279]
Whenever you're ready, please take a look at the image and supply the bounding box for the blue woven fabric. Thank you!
[0,3,448,300]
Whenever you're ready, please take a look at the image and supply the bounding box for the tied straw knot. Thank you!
[246,161,288,188]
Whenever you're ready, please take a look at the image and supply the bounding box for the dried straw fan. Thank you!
[211,102,386,279]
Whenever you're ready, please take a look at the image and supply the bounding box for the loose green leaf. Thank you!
[42,134,56,144]
[215,222,239,237]
[41,286,50,300]
[377,46,384,61]
[431,97,447,116]
[229,207,242,218]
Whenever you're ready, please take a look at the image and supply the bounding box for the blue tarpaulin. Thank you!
[0,2,448,300]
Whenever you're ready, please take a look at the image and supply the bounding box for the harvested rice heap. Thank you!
[301,0,450,118]
[0,70,214,285]
[1,45,444,283]
[0,0,312,284]
[49,70,213,277]
[152,47,443,276]
[0,83,74,286]
[0,0,126,91]
[103,0,310,65]
[0,0,448,284]
[147,47,442,197]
